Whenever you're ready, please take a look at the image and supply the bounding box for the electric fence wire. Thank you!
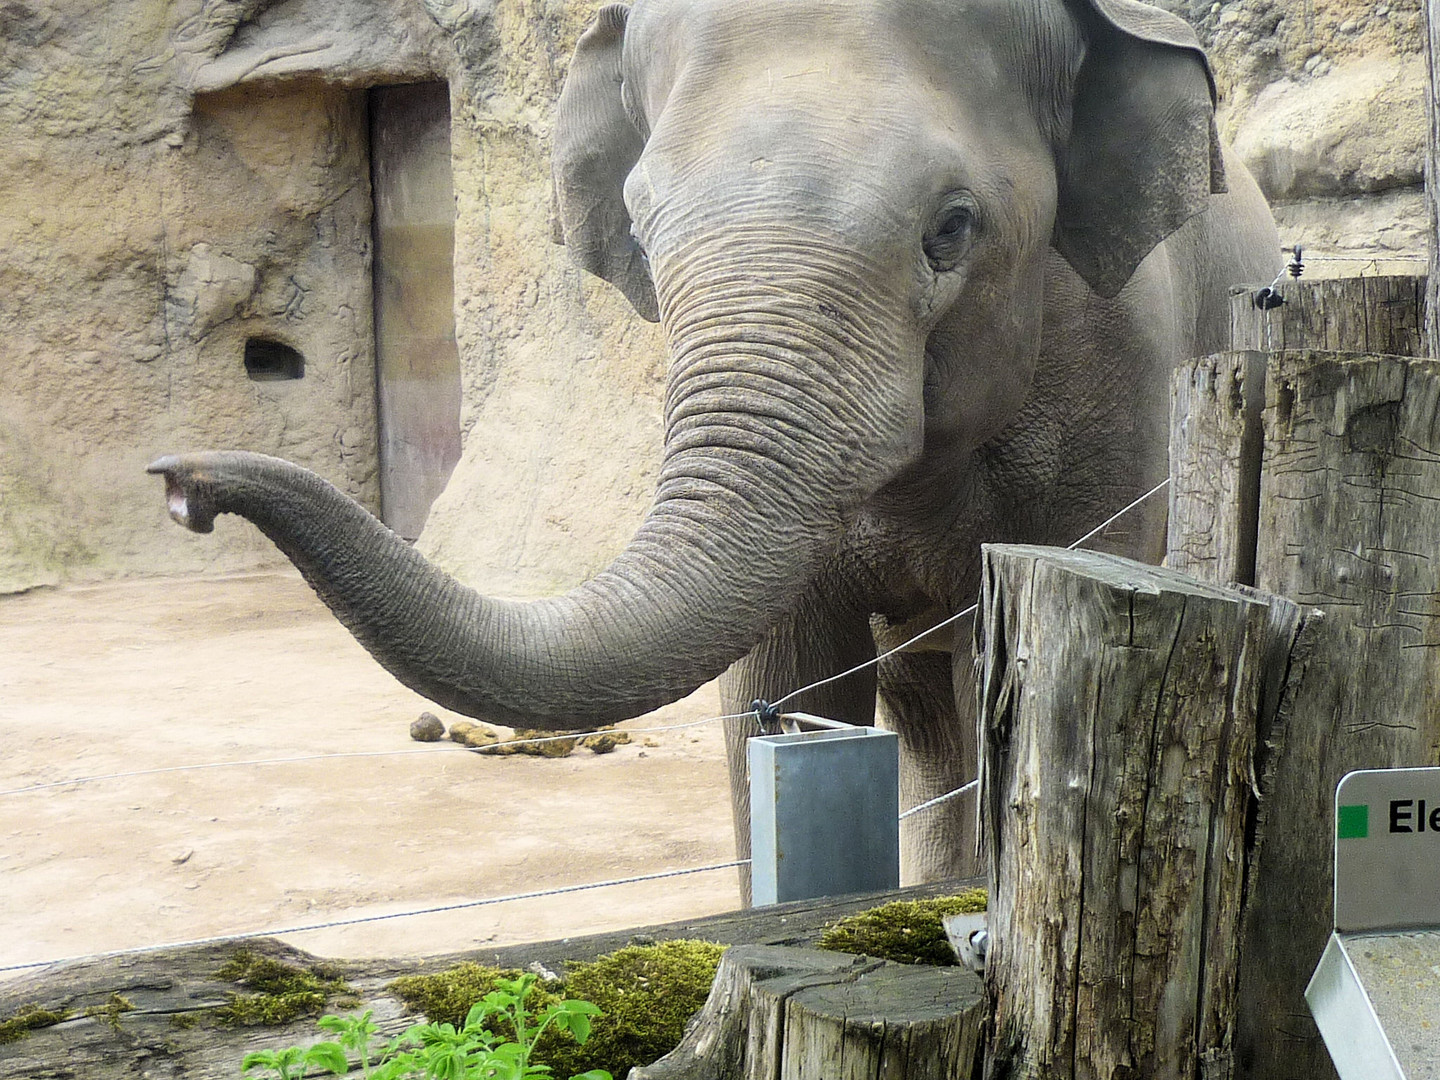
[0,477,1171,974]
[771,473,1172,711]
[0,860,753,974]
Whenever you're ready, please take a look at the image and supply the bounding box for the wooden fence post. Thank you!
[1425,0,1439,355]
[1230,275,1426,356]
[1165,350,1266,586]
[1168,337,1440,1078]
[975,545,1306,1080]
[1234,351,1440,1079]
[633,945,987,1080]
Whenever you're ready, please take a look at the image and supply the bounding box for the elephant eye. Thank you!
[923,196,979,271]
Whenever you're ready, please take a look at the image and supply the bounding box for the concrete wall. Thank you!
[0,0,450,591]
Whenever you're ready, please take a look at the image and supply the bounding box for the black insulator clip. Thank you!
[1254,287,1285,310]
[1287,244,1305,279]
[751,699,783,735]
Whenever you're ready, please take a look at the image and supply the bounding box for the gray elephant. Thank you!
[149,0,1278,890]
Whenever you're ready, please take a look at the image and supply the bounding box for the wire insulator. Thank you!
[1287,244,1304,279]
[751,699,782,734]
[1254,287,1285,310]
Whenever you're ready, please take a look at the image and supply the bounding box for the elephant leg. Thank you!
[718,584,879,905]
[876,632,983,883]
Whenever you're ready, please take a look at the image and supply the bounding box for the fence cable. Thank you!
[898,779,980,821]
[6,478,1170,799]
[0,860,752,975]
[772,474,1171,711]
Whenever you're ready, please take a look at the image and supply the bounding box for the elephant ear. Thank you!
[1053,0,1228,298]
[552,3,659,322]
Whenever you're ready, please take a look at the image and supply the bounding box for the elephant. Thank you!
[149,0,1279,894]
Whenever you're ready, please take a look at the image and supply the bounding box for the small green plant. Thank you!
[545,940,726,1079]
[818,890,989,966]
[390,963,555,1030]
[241,974,612,1080]
[389,940,725,1078]
[318,1009,382,1074]
[242,1042,349,1080]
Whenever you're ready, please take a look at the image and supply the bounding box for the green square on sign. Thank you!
[1338,804,1369,839]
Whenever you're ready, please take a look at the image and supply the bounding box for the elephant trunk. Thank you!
[150,239,918,730]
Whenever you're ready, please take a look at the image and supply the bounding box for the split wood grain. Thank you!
[1230,275,1425,357]
[1165,350,1265,587]
[1235,351,1440,1080]
[976,545,1304,1080]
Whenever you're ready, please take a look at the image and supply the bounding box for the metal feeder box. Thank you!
[748,724,899,907]
[1307,767,1440,1079]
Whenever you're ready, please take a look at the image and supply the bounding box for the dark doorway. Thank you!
[370,82,463,541]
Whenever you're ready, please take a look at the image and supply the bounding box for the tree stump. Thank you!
[1233,351,1440,1080]
[632,946,985,1080]
[975,546,1308,1080]
[1230,275,1425,356]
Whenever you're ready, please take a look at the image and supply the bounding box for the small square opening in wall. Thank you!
[244,338,305,381]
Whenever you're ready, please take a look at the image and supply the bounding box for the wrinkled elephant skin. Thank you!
[151,0,1279,892]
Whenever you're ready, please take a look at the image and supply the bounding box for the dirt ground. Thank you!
[0,571,738,978]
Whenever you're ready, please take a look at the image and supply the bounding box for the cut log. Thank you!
[1230,275,1425,356]
[1234,351,1440,1080]
[975,546,1308,1080]
[632,945,985,1080]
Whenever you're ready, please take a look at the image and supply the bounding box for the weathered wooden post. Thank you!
[1425,0,1439,354]
[1168,285,1440,1079]
[1230,275,1426,356]
[975,545,1306,1080]
[1238,351,1440,1080]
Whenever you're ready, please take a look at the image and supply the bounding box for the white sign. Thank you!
[1334,768,1440,933]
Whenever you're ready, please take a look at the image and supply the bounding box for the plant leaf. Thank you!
[304,1041,350,1074]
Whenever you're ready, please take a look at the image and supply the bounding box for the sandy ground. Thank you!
[0,571,739,978]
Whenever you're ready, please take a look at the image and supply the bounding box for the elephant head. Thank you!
[151,0,1225,731]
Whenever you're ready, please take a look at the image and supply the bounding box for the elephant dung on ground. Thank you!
[149,0,1279,893]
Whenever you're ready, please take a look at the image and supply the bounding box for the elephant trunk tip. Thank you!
[147,454,217,534]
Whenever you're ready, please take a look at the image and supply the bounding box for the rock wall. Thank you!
[0,2,407,590]
[1198,0,1428,272]
[409,0,669,598]
[0,0,1427,597]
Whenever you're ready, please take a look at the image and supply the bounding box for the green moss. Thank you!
[169,1012,200,1030]
[388,962,558,1030]
[388,941,726,1079]
[0,1003,73,1044]
[211,949,352,1027]
[84,993,135,1031]
[818,890,988,966]
[544,940,726,1080]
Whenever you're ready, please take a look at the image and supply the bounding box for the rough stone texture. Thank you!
[0,0,668,601]
[412,0,668,599]
[409,710,446,740]
[0,0,448,591]
[1199,0,1428,271]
